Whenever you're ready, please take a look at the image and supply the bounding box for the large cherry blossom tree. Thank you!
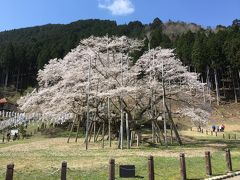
[17,36,210,148]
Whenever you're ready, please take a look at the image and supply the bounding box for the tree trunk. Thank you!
[1,69,4,85]
[201,76,206,103]
[16,68,20,91]
[222,81,226,98]
[206,66,211,104]
[237,71,240,98]
[214,69,220,105]
[238,70,240,98]
[4,68,9,88]
[231,70,238,103]
[20,73,23,91]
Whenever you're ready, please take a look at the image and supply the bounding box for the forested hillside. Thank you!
[0,18,240,104]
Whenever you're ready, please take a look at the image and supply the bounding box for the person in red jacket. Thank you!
[221,124,225,132]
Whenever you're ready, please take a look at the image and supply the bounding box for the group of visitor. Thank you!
[212,124,225,132]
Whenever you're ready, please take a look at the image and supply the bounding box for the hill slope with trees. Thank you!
[0,18,240,104]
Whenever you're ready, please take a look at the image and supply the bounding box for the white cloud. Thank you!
[98,0,135,16]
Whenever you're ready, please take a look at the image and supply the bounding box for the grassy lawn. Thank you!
[2,104,240,180]
[1,128,240,180]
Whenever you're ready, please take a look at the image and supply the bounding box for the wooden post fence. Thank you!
[61,161,67,180]
[228,134,231,140]
[109,159,115,180]
[215,132,217,136]
[223,134,225,139]
[180,153,186,180]
[148,155,154,180]
[205,151,212,176]
[3,150,237,179]
[5,164,14,180]
[225,149,232,172]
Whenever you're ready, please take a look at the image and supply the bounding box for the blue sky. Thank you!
[0,0,240,31]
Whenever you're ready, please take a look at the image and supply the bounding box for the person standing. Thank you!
[212,125,216,132]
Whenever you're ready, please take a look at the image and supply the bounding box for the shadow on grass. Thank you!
[118,175,144,179]
[134,175,144,178]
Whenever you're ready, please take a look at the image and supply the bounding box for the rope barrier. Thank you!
[192,127,238,141]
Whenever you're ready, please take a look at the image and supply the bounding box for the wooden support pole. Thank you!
[126,113,130,149]
[109,159,115,180]
[148,155,154,180]
[223,134,225,139]
[228,134,231,140]
[215,132,217,137]
[136,132,141,147]
[225,149,232,172]
[130,131,133,147]
[234,134,236,140]
[211,131,213,136]
[108,97,111,148]
[201,129,203,133]
[117,130,121,149]
[205,151,212,176]
[2,132,5,143]
[5,164,14,180]
[95,124,102,142]
[180,153,187,180]
[152,121,155,143]
[206,130,208,135]
[88,122,94,142]
[165,105,182,145]
[67,118,75,143]
[75,116,81,143]
[155,131,160,143]
[120,102,124,150]
[93,121,96,142]
[102,122,105,149]
[61,161,67,180]
[153,121,163,145]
